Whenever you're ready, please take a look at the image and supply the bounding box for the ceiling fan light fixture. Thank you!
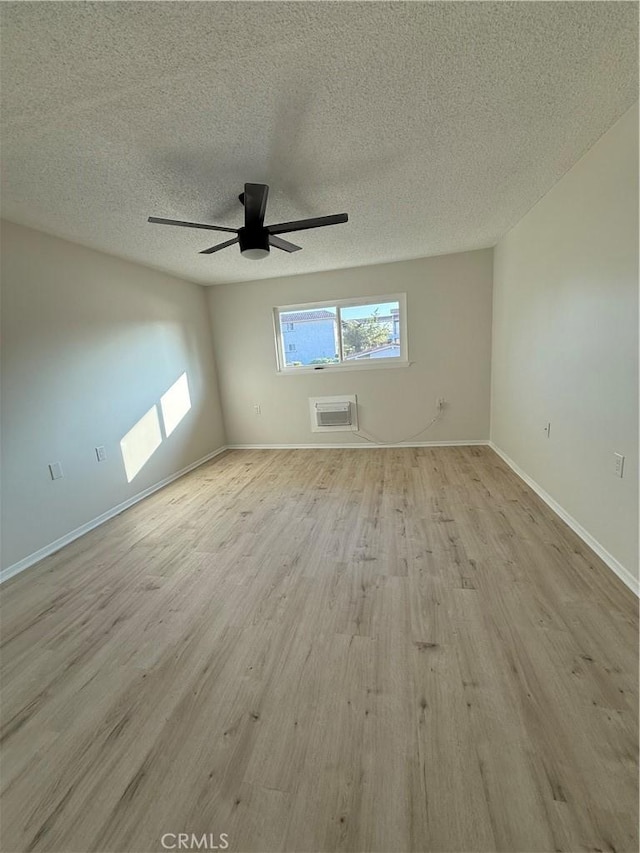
[238,224,270,260]
[241,246,270,260]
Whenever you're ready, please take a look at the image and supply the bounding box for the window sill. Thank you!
[277,360,412,376]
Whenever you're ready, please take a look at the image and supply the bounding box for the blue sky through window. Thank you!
[340,302,397,320]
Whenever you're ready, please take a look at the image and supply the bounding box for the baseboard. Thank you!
[488,442,638,597]
[227,440,489,450]
[0,446,229,585]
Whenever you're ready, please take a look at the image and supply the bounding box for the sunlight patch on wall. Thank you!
[120,405,163,483]
[160,372,191,437]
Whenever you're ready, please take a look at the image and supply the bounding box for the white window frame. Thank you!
[273,293,408,374]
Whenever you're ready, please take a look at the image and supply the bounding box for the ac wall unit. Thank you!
[309,395,358,433]
[316,402,351,428]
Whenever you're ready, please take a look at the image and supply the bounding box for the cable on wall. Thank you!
[354,400,445,446]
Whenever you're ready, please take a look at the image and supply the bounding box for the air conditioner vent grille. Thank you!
[316,403,352,427]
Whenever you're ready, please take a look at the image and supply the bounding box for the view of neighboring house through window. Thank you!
[279,308,339,366]
[275,295,406,370]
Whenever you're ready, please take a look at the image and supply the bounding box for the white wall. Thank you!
[491,103,639,582]
[208,250,493,446]
[1,221,226,571]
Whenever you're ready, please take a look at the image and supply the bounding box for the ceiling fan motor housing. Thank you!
[238,226,270,259]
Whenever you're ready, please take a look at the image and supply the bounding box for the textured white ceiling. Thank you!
[1,2,637,285]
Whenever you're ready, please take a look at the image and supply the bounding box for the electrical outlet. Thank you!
[95,446,107,462]
[544,422,551,438]
[49,461,64,480]
[614,453,625,478]
[253,404,261,415]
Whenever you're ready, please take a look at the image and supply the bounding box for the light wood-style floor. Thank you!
[1,447,638,853]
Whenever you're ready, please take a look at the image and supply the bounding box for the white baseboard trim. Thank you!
[0,446,229,586]
[488,442,638,597]
[226,440,489,450]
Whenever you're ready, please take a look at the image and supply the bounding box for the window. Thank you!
[274,294,407,372]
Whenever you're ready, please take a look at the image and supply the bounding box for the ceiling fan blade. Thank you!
[148,216,237,234]
[267,213,348,235]
[269,235,302,253]
[199,237,239,255]
[243,183,269,229]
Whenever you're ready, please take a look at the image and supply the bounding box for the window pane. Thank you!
[279,308,339,366]
[340,301,401,361]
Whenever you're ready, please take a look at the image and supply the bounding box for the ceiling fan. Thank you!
[148,183,348,260]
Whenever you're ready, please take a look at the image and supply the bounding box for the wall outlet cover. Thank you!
[49,461,64,480]
[614,453,625,478]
